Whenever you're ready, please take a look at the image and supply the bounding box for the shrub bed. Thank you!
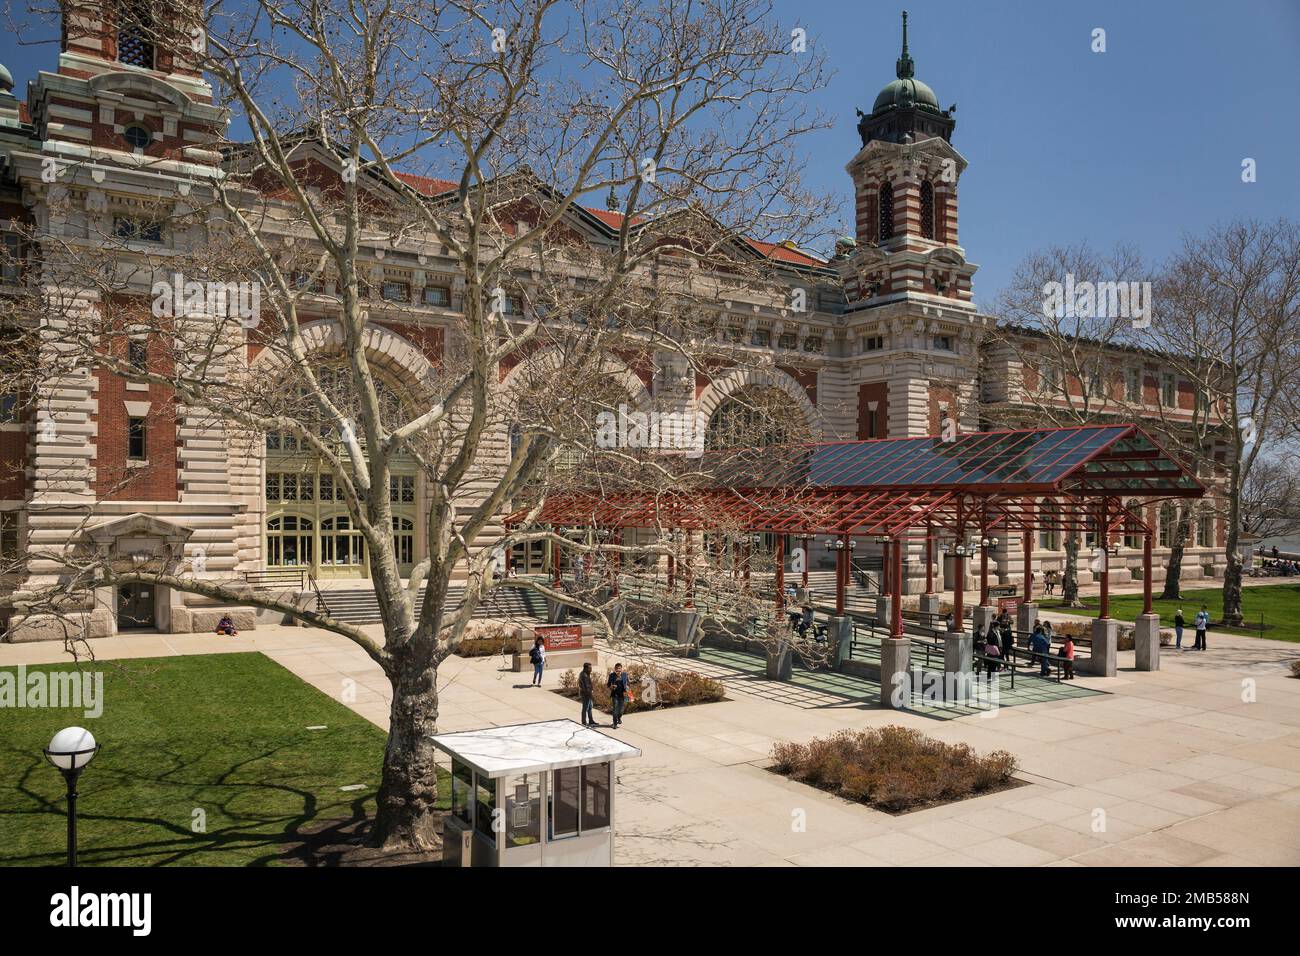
[770,726,1019,813]
[556,663,725,713]
[453,621,515,657]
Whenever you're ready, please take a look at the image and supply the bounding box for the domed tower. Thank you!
[838,11,984,447]
[856,11,955,148]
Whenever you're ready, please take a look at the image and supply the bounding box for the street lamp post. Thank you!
[43,726,99,868]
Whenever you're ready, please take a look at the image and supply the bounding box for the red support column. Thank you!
[925,526,934,594]
[1022,530,1033,603]
[743,539,751,583]
[551,533,561,587]
[891,537,904,638]
[835,541,846,615]
[774,534,785,610]
[801,536,810,588]
[979,539,990,606]
[952,552,965,634]
[613,530,622,596]
[685,533,695,609]
[881,539,891,594]
[1098,503,1111,619]
[667,552,676,590]
[1143,531,1153,615]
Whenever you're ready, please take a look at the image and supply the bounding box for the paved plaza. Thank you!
[2,623,1298,867]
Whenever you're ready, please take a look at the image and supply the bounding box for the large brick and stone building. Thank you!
[0,7,1226,639]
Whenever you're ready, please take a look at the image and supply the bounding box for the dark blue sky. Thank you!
[2,0,1297,301]
[778,0,1300,303]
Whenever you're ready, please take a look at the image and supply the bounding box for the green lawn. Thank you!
[1042,583,1300,644]
[0,652,443,866]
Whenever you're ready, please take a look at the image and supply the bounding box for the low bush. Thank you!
[557,663,725,713]
[453,621,515,657]
[770,726,1019,813]
[1290,660,1300,679]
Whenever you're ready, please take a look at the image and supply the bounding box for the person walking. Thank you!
[578,661,596,726]
[608,662,629,728]
[1194,605,1210,651]
[529,636,546,686]
[1174,608,1185,650]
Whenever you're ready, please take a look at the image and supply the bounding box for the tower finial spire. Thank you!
[896,10,915,80]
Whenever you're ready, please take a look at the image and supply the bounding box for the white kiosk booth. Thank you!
[432,719,641,867]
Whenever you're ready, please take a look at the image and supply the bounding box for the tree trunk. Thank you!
[1062,536,1082,607]
[1223,489,1244,627]
[1222,551,1244,627]
[1160,503,1191,600]
[370,646,442,851]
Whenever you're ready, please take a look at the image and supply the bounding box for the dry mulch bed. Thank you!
[770,726,1021,814]
[555,663,725,714]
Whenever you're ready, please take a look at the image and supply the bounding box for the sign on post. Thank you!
[536,623,584,651]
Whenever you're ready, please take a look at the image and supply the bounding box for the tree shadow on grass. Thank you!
[0,742,424,867]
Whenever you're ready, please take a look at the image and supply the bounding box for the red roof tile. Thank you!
[744,238,825,266]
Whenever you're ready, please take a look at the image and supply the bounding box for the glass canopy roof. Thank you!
[508,425,1205,537]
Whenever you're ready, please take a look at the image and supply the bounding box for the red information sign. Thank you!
[537,624,584,651]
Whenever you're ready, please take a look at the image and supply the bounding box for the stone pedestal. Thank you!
[605,599,627,638]
[1086,617,1118,676]
[1015,602,1039,638]
[765,639,793,680]
[879,637,910,709]
[670,610,700,657]
[918,593,941,618]
[971,604,996,637]
[945,630,975,703]
[1134,613,1161,671]
[828,615,853,669]
[545,596,569,624]
[874,594,892,627]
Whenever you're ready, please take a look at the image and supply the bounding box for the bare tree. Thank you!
[1240,454,1300,543]
[979,242,1149,607]
[2,0,833,850]
[1148,220,1300,625]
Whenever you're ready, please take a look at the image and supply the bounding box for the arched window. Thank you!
[392,516,415,566]
[1037,500,1059,551]
[920,180,935,239]
[1123,500,1142,550]
[1196,509,1214,548]
[267,515,314,568]
[1158,504,1177,549]
[322,515,365,567]
[705,386,808,450]
[117,2,156,70]
[878,183,894,242]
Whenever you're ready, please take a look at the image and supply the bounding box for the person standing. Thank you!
[608,662,629,728]
[1174,608,1185,650]
[1194,605,1210,651]
[578,661,596,726]
[1062,635,1075,680]
[1030,624,1050,676]
[529,636,546,686]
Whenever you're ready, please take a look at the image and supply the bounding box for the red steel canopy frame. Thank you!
[506,425,1206,633]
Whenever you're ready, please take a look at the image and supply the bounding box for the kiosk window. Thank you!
[549,766,580,839]
[451,760,473,825]
[582,762,611,831]
[505,773,541,847]
[474,773,496,845]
